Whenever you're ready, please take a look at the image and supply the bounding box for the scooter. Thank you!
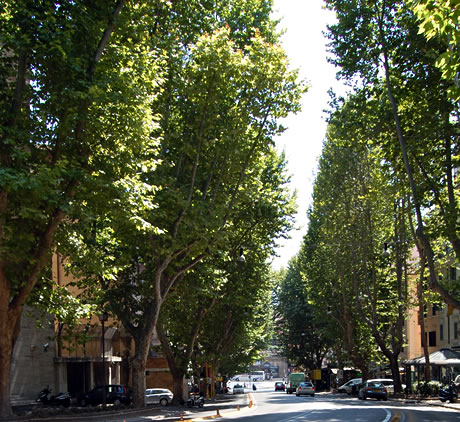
[37,387,71,407]
[187,393,204,408]
[439,382,458,403]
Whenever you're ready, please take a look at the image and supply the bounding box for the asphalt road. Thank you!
[220,390,460,422]
[12,382,459,422]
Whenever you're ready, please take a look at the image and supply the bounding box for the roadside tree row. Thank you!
[0,0,304,416]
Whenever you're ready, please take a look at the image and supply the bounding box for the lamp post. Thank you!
[98,312,108,408]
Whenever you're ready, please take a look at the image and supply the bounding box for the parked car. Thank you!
[232,384,245,394]
[337,378,362,394]
[77,384,132,407]
[275,381,286,391]
[364,378,405,394]
[296,381,315,397]
[358,381,388,401]
[145,388,173,406]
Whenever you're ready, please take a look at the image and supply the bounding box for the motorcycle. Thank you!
[37,387,71,407]
[187,393,204,408]
[439,382,458,403]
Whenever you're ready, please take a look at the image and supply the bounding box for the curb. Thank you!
[172,392,253,422]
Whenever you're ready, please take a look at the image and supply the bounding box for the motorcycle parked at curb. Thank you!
[439,382,458,403]
[37,387,71,407]
[187,393,204,408]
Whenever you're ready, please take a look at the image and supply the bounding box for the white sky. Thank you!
[271,0,347,270]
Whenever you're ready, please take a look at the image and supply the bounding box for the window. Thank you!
[440,324,444,341]
[455,322,459,340]
[450,267,457,281]
[428,331,437,347]
[433,304,438,316]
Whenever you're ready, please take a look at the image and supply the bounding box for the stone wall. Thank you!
[10,307,57,404]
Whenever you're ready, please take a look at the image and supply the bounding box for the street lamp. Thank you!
[98,312,109,408]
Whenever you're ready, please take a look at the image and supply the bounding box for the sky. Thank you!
[270,0,347,270]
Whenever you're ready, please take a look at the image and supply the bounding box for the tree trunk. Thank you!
[156,323,187,405]
[0,327,13,418]
[388,355,402,394]
[131,334,150,408]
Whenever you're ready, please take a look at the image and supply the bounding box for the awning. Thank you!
[404,348,460,366]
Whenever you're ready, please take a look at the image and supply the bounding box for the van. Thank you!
[337,378,362,394]
[286,372,305,394]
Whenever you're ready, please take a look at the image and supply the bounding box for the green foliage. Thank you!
[412,0,460,101]
[273,257,335,370]
[158,148,295,378]
[324,0,460,312]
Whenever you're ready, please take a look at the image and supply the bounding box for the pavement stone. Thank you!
[6,393,248,422]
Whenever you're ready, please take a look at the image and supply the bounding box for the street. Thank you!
[222,389,460,422]
[14,381,459,422]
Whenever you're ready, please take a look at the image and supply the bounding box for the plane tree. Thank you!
[0,0,162,416]
[64,5,305,406]
[324,0,460,309]
[313,91,412,392]
[412,0,460,102]
[273,256,335,371]
[150,148,296,403]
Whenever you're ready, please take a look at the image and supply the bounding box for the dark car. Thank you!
[358,381,388,401]
[77,384,132,407]
[275,382,286,391]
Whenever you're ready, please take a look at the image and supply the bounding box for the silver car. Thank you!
[296,381,315,396]
[232,384,245,394]
[145,388,173,406]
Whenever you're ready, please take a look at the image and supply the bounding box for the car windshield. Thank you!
[368,382,383,388]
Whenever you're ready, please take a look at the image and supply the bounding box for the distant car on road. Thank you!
[286,372,305,394]
[275,381,286,391]
[145,388,173,406]
[296,382,315,397]
[232,384,245,394]
[358,381,388,401]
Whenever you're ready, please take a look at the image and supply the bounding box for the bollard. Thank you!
[237,404,240,411]
[180,412,184,421]
[216,409,220,416]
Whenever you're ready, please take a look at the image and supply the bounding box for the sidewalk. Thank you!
[7,393,249,422]
[389,394,460,412]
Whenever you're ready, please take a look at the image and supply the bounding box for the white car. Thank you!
[365,379,405,394]
[145,388,173,406]
[337,378,362,394]
[232,384,245,394]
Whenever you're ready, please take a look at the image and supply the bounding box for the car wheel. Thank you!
[160,398,168,406]
[296,393,299,396]
[362,395,366,400]
[312,394,315,397]
[80,399,87,407]
[113,399,121,406]
[198,402,204,408]
[383,397,388,401]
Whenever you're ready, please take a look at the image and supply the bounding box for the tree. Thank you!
[65,10,304,406]
[0,1,161,416]
[299,130,377,380]
[411,0,460,101]
[274,257,333,371]
[324,0,460,310]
